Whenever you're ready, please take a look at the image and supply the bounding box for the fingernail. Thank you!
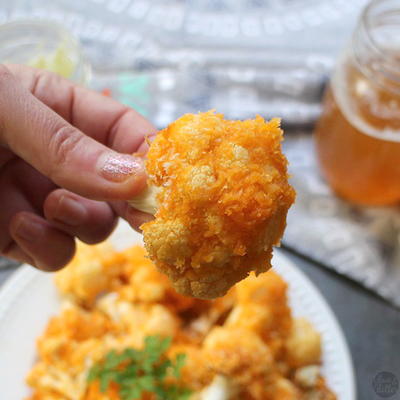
[99,153,145,183]
[14,217,44,244]
[54,196,87,226]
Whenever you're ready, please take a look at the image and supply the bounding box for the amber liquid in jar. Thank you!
[315,65,400,205]
[315,0,400,206]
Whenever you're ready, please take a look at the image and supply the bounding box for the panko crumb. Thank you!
[142,111,295,299]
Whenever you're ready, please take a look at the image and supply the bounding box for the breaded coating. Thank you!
[168,344,214,391]
[141,111,295,299]
[227,271,292,358]
[203,326,273,383]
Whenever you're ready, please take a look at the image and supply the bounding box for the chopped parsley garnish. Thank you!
[87,336,192,400]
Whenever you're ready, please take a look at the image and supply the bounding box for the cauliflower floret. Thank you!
[225,303,274,334]
[98,295,179,343]
[168,344,214,391]
[197,375,232,400]
[234,271,292,339]
[203,326,273,384]
[267,377,302,400]
[26,363,85,400]
[136,111,295,299]
[117,245,173,303]
[229,271,292,360]
[143,219,192,268]
[54,242,125,306]
[294,365,321,389]
[286,318,322,368]
[189,165,216,190]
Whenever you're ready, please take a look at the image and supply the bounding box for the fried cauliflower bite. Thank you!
[285,318,322,368]
[229,271,292,358]
[230,270,291,335]
[55,242,126,306]
[136,111,295,299]
[203,326,273,384]
[117,245,172,303]
[97,295,180,344]
[264,376,302,400]
[26,305,117,400]
[35,305,117,369]
[168,344,214,391]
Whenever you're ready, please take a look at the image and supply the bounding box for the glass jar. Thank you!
[0,20,90,85]
[314,0,400,206]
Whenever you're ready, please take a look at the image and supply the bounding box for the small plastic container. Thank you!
[0,20,90,85]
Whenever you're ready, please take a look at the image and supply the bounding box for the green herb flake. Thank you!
[87,335,191,400]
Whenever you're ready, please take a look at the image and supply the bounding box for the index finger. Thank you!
[0,64,147,200]
[6,64,157,154]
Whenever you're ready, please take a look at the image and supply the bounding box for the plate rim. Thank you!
[273,250,356,400]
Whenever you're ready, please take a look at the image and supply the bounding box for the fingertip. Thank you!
[110,201,154,232]
[44,189,117,245]
[2,241,35,267]
[120,169,148,199]
[43,189,61,220]
[63,151,148,202]
[44,189,88,226]
[10,211,76,271]
[125,206,155,232]
[137,132,157,154]
[97,152,146,183]
[100,167,148,202]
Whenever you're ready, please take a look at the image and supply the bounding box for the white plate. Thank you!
[0,221,356,400]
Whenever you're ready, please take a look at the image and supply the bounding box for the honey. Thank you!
[314,0,400,206]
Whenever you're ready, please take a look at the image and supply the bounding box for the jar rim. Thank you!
[361,0,400,58]
[353,0,400,93]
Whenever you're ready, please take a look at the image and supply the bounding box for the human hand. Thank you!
[0,64,156,271]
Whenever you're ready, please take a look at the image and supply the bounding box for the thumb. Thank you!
[0,66,146,201]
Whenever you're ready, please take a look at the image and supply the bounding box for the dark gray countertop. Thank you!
[1,249,399,400]
[282,247,400,400]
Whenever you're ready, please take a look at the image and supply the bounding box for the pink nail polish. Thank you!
[99,154,144,183]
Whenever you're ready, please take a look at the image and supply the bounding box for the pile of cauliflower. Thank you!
[132,111,295,299]
[27,243,335,400]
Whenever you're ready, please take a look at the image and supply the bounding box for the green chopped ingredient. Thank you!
[87,336,192,400]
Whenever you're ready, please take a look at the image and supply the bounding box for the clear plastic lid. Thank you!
[0,20,91,85]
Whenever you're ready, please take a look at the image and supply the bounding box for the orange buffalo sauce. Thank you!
[314,0,400,206]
